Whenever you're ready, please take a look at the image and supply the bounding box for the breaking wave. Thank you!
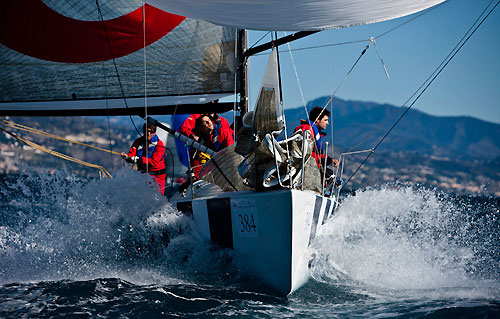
[309,185,500,299]
[1,170,499,302]
[0,169,235,287]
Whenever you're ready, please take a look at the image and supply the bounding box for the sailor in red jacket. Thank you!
[179,113,233,142]
[294,106,339,168]
[121,123,166,195]
[190,114,234,179]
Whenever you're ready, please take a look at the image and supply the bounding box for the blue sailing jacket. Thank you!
[137,134,160,158]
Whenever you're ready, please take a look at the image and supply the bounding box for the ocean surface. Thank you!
[1,170,499,318]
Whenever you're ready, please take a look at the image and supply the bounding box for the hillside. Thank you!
[286,97,500,160]
[0,97,499,195]
[284,97,500,195]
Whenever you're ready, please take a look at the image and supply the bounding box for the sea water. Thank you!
[0,170,499,318]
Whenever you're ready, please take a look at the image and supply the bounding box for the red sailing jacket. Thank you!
[179,114,233,138]
[127,135,166,172]
[294,120,327,167]
[126,134,166,194]
[190,124,234,179]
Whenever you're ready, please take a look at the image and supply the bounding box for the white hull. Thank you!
[173,189,335,295]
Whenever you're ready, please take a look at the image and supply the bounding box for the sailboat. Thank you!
[0,0,446,295]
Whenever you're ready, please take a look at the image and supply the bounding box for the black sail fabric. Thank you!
[0,0,238,115]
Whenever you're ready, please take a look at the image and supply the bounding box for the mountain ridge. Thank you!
[284,96,500,161]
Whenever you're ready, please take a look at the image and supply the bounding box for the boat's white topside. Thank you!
[172,187,335,295]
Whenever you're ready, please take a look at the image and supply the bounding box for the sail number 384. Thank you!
[238,213,257,233]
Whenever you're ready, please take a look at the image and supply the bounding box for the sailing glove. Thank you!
[124,156,139,164]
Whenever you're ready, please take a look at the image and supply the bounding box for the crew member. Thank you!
[121,123,166,195]
[190,114,234,179]
[294,106,339,168]
[179,113,233,142]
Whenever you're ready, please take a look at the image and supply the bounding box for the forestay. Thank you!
[145,0,446,31]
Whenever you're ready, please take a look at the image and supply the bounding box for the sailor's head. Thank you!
[309,106,330,130]
[143,122,157,141]
[196,114,214,135]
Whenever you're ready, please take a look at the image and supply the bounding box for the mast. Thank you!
[237,30,318,119]
[238,29,249,117]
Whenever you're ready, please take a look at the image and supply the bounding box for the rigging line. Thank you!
[328,29,335,156]
[167,20,205,175]
[284,32,308,121]
[96,0,114,170]
[371,38,390,79]
[104,71,115,169]
[342,0,500,190]
[0,119,122,155]
[252,39,369,56]
[313,42,371,125]
[375,2,444,40]
[249,32,271,49]
[100,48,114,171]
[143,4,148,114]
[345,0,498,154]
[274,32,284,108]
[95,0,141,136]
[106,112,114,170]
[170,18,204,123]
[0,126,113,178]
[143,4,149,173]
[255,3,441,57]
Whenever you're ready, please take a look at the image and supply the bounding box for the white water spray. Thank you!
[310,185,497,295]
[0,169,234,286]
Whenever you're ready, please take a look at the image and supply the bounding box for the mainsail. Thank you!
[145,0,446,31]
[0,0,239,116]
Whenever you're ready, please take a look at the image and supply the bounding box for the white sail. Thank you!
[253,49,284,133]
[145,0,445,31]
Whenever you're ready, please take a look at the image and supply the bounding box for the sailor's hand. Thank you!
[120,152,127,159]
[189,134,199,142]
[123,155,139,164]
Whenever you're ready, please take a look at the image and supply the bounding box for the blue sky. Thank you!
[244,0,500,124]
